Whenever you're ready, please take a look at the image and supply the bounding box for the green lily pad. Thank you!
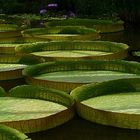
[0,37,49,54]
[23,60,140,92]
[46,18,124,33]
[0,97,67,122]
[0,63,26,80]
[70,78,140,129]
[23,26,100,41]
[0,24,19,31]
[0,37,49,44]
[0,60,41,90]
[34,70,139,83]
[0,124,31,140]
[0,54,42,64]
[82,92,140,114]
[0,44,19,47]
[0,64,26,72]
[0,57,44,90]
[0,24,21,38]
[0,85,74,133]
[23,26,98,35]
[16,41,129,61]
[32,50,112,57]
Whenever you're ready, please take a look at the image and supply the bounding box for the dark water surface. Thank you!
[28,26,140,140]
[101,25,140,62]
[29,116,140,140]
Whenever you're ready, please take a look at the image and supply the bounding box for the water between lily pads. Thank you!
[28,26,140,140]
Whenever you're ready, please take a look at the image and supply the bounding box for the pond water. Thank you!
[101,25,140,62]
[28,25,140,140]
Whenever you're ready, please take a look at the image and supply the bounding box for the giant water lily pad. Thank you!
[0,85,74,133]
[0,24,19,31]
[0,24,22,38]
[16,41,129,61]
[0,63,26,80]
[0,63,27,90]
[0,43,24,54]
[0,124,31,140]
[0,30,21,38]
[0,36,49,44]
[82,92,140,114]
[23,60,140,92]
[34,70,139,83]
[0,55,43,90]
[0,97,67,121]
[22,26,100,41]
[0,54,42,64]
[46,18,124,33]
[0,64,26,72]
[31,50,113,62]
[32,50,112,57]
[0,37,49,54]
[70,78,140,129]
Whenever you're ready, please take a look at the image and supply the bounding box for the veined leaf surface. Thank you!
[34,70,140,83]
[0,97,67,122]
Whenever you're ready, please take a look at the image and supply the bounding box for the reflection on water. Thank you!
[29,26,140,140]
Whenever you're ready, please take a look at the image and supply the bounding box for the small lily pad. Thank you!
[133,51,140,57]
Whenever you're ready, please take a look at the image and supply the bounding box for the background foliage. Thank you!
[0,0,140,23]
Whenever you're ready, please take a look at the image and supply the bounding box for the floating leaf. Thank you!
[71,78,140,129]
[0,85,74,133]
[0,124,31,140]
[16,41,129,61]
[46,18,124,33]
[23,60,140,92]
